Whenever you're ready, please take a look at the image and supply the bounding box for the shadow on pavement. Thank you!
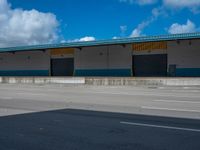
[0,109,200,150]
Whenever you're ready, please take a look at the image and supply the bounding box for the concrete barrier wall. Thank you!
[0,77,85,84]
[85,77,200,86]
[0,77,200,86]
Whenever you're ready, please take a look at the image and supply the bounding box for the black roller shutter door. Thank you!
[133,54,167,77]
[51,58,74,76]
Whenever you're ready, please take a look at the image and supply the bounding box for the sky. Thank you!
[0,0,200,47]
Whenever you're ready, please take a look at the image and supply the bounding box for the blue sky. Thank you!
[0,0,200,47]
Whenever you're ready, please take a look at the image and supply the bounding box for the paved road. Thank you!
[0,84,200,119]
[0,84,200,149]
[0,109,200,150]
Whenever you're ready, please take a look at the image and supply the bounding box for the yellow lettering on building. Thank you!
[50,48,74,56]
[132,41,167,51]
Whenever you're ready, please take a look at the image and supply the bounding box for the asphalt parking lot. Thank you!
[0,84,200,150]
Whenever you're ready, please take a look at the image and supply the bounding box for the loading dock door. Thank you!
[51,58,74,76]
[133,54,167,77]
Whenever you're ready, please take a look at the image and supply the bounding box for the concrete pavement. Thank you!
[0,84,200,119]
[0,84,200,150]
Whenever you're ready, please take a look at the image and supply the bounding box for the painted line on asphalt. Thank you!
[154,99,200,104]
[120,121,200,132]
[142,106,200,113]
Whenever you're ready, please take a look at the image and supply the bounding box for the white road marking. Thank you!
[142,106,200,113]
[120,121,200,132]
[154,99,200,104]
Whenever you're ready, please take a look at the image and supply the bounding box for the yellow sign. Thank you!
[50,48,74,56]
[132,41,167,51]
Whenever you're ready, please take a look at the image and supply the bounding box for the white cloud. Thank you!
[163,0,200,13]
[168,20,197,34]
[120,25,127,33]
[163,0,200,8]
[67,36,96,43]
[119,0,157,5]
[130,20,151,37]
[79,36,96,42]
[112,36,121,40]
[130,7,161,37]
[130,22,147,37]
[130,28,142,37]
[112,36,119,39]
[120,0,200,13]
[121,0,200,8]
[120,25,127,37]
[119,0,200,37]
[0,0,59,47]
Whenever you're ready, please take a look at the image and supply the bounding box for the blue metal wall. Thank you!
[0,70,49,76]
[75,69,132,77]
[176,68,200,77]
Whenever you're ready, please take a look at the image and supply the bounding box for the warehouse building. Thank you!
[0,33,200,77]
